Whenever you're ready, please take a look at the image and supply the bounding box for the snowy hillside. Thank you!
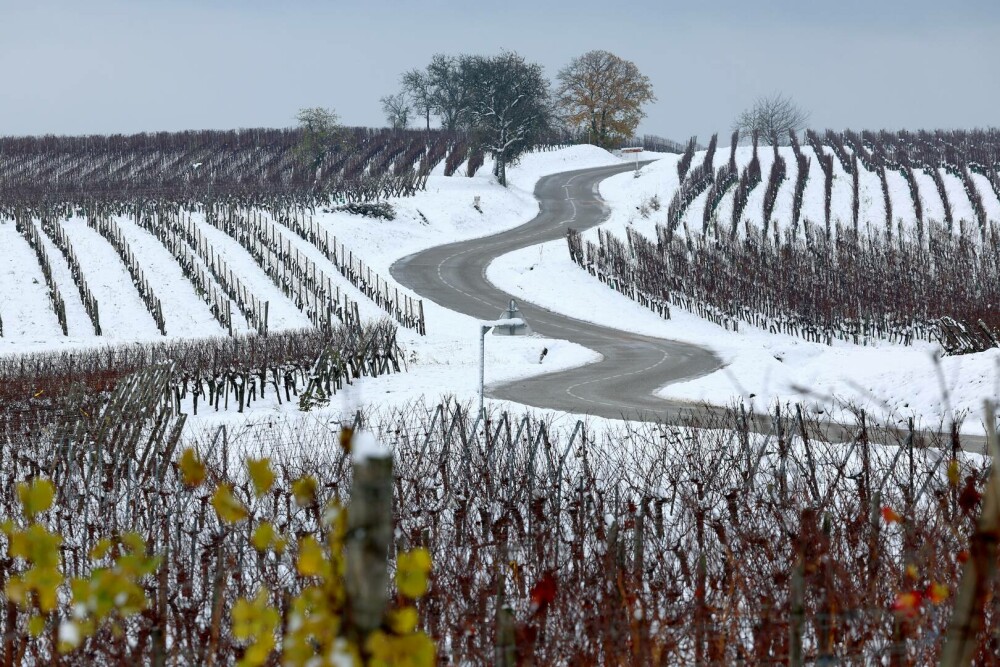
[601,141,1000,242]
[3,140,997,435]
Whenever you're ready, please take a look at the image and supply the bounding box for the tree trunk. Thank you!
[495,155,507,187]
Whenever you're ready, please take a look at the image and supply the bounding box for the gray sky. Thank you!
[2,0,997,143]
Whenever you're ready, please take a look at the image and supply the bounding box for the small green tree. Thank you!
[295,107,347,175]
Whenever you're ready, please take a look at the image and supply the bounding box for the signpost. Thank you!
[621,146,643,176]
[479,300,531,416]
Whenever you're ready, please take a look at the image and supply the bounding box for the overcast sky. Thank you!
[2,0,997,143]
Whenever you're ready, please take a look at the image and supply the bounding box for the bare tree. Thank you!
[427,54,473,131]
[556,50,656,148]
[401,69,433,130]
[399,55,474,131]
[380,93,411,130]
[732,94,810,145]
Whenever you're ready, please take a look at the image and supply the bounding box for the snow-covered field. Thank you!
[488,150,1000,434]
[2,144,997,434]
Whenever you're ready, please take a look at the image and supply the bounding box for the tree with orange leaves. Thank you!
[556,50,656,148]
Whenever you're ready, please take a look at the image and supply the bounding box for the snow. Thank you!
[160,147,618,428]
[3,143,998,437]
[0,222,63,341]
[941,171,975,225]
[192,215,313,332]
[970,173,1000,222]
[58,621,81,648]
[912,169,945,222]
[481,317,525,329]
[258,212,393,325]
[484,152,1000,434]
[884,169,916,224]
[60,218,161,339]
[799,146,829,226]
[488,239,1000,433]
[855,154,887,230]
[318,144,628,285]
[351,430,389,462]
[113,216,225,338]
[32,221,96,339]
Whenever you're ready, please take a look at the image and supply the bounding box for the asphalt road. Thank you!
[391,162,726,422]
[391,162,991,452]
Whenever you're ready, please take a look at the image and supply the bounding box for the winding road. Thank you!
[391,162,724,422]
[392,161,989,452]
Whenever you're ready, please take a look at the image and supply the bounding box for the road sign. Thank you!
[620,147,643,175]
[493,299,531,336]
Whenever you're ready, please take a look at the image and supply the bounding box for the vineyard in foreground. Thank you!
[0,320,403,432]
[569,128,1000,354]
[0,365,997,663]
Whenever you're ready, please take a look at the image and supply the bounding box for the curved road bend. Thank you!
[391,162,723,423]
[391,162,988,452]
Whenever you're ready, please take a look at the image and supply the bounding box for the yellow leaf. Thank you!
[366,629,436,667]
[5,579,27,605]
[251,523,275,552]
[179,448,206,488]
[18,478,55,518]
[388,606,419,635]
[28,615,46,638]
[231,597,256,641]
[90,538,114,560]
[11,524,62,567]
[396,548,432,599]
[32,566,62,612]
[121,532,146,554]
[321,499,343,529]
[339,426,354,454]
[928,582,949,605]
[246,458,275,497]
[211,484,248,524]
[292,476,318,508]
[231,589,278,667]
[947,459,960,487]
[297,536,325,577]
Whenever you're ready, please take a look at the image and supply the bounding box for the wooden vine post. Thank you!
[344,429,395,638]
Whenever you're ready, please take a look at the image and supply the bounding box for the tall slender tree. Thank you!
[425,54,474,131]
[400,69,434,131]
[556,50,656,148]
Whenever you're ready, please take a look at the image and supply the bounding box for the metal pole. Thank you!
[479,324,491,417]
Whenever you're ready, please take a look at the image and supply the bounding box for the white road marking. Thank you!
[565,349,671,407]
